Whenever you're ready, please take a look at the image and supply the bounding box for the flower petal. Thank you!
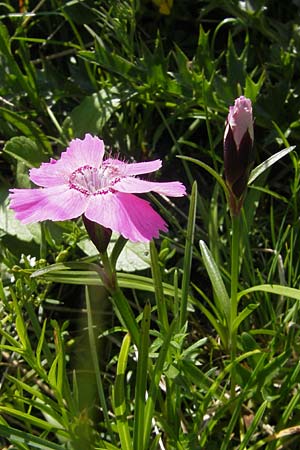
[30,134,105,187]
[85,192,167,242]
[227,96,253,148]
[114,177,186,197]
[9,185,89,223]
[103,158,162,176]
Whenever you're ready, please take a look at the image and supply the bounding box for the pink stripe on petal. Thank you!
[85,192,167,242]
[9,185,89,224]
[114,177,186,197]
[103,159,162,176]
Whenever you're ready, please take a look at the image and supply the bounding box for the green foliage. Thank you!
[1,0,300,449]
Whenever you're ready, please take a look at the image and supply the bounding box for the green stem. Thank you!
[100,251,140,346]
[230,214,240,397]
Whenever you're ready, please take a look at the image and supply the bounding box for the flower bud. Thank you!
[82,215,112,254]
[224,96,254,215]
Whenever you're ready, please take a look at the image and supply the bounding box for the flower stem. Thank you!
[230,213,240,397]
[100,251,140,346]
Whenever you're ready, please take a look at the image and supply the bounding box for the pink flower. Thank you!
[225,96,253,150]
[9,134,186,242]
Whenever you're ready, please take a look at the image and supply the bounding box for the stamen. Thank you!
[69,164,121,196]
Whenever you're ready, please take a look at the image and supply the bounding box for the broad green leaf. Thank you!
[63,86,134,137]
[0,197,41,243]
[0,108,50,151]
[78,234,151,272]
[3,136,48,167]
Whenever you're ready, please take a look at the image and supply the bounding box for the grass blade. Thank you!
[179,180,197,328]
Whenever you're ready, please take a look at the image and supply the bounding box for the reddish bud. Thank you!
[82,215,112,254]
[224,96,254,215]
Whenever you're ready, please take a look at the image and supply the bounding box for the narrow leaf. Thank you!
[113,334,133,450]
[0,424,64,450]
[238,284,300,302]
[180,180,197,328]
[133,303,151,450]
[199,240,231,326]
[248,146,295,185]
[150,240,168,331]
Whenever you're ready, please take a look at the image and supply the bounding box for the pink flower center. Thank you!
[69,165,121,196]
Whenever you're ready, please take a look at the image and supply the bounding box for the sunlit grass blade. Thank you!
[179,180,197,329]
[238,284,300,301]
[0,406,69,437]
[150,240,169,331]
[143,319,177,450]
[133,302,151,450]
[220,353,268,450]
[199,240,231,328]
[112,333,133,450]
[248,146,295,185]
[239,400,268,450]
[0,423,64,450]
[25,302,53,366]
[31,263,190,300]
[85,286,113,440]
[198,350,262,447]
[177,155,229,197]
[232,303,259,333]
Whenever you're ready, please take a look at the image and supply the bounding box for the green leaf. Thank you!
[150,240,168,331]
[232,304,259,333]
[3,136,49,167]
[0,406,68,436]
[180,181,197,328]
[0,196,41,243]
[79,42,140,80]
[31,262,190,300]
[192,293,228,347]
[226,31,248,92]
[0,424,64,450]
[143,319,177,450]
[244,70,265,101]
[177,155,229,198]
[199,240,231,327]
[248,146,295,185]
[238,284,300,301]
[113,333,133,450]
[0,108,50,151]
[63,87,132,137]
[133,303,151,450]
[78,234,151,272]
